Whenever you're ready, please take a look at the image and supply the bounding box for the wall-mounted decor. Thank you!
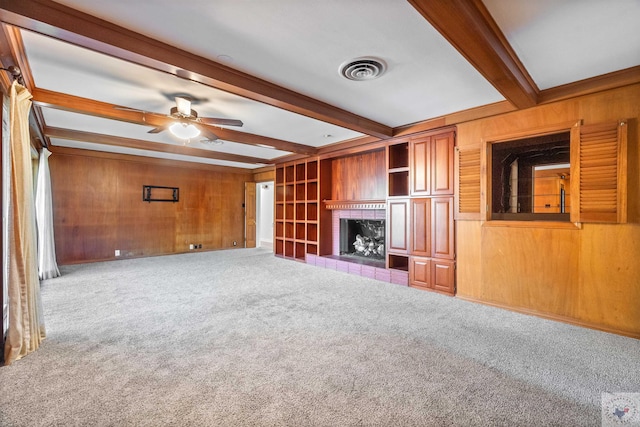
[143,185,179,203]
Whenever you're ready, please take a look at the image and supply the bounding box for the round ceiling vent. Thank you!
[339,57,387,81]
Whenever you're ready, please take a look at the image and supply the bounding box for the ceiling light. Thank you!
[169,122,201,140]
[339,57,387,81]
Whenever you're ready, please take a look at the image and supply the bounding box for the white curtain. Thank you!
[35,147,60,280]
[4,81,45,365]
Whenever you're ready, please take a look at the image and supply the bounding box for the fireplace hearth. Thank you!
[339,219,385,260]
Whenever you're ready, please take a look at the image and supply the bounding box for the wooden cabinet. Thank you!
[432,259,455,294]
[431,196,455,260]
[409,257,455,294]
[386,128,456,295]
[409,256,431,289]
[410,198,431,257]
[387,199,409,254]
[408,197,455,295]
[410,130,454,196]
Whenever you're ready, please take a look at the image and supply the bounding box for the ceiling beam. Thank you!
[44,127,273,165]
[0,0,392,139]
[408,0,538,109]
[32,88,317,156]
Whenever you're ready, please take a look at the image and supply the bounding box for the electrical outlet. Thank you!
[115,249,120,257]
[233,241,237,246]
[198,244,202,249]
[189,244,194,250]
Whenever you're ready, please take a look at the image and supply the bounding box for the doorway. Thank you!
[256,181,274,251]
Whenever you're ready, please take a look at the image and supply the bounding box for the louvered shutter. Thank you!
[455,145,481,220]
[570,120,627,223]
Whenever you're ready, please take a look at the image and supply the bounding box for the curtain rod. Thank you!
[0,65,25,86]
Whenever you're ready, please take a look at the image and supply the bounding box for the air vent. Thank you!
[339,57,387,81]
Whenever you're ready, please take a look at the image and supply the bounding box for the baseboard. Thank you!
[456,295,640,340]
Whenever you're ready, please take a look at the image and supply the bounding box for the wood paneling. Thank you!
[456,84,640,337]
[331,150,385,201]
[50,151,251,264]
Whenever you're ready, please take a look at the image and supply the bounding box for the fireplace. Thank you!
[339,219,385,261]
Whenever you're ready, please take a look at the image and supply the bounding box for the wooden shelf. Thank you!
[274,158,324,262]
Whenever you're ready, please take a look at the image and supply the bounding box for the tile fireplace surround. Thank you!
[305,208,409,286]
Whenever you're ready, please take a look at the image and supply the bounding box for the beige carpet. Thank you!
[1,248,638,426]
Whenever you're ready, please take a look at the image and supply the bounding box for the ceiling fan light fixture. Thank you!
[169,122,201,139]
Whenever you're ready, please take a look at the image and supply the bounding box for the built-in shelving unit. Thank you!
[387,141,409,197]
[386,129,456,294]
[275,158,323,261]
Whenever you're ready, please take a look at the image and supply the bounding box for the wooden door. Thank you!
[244,182,256,248]
[431,131,455,195]
[432,196,455,259]
[410,136,431,196]
[387,199,409,254]
[410,198,431,257]
[409,256,431,289]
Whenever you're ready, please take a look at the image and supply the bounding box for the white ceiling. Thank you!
[5,0,640,169]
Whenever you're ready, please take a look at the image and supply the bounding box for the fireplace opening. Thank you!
[339,219,385,261]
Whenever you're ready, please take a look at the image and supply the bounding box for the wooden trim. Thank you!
[45,127,272,165]
[407,0,538,109]
[47,145,255,174]
[0,1,392,139]
[456,295,640,340]
[482,120,580,145]
[317,135,381,156]
[539,66,640,104]
[323,200,386,210]
[318,138,388,161]
[482,220,582,230]
[394,101,516,137]
[32,88,316,156]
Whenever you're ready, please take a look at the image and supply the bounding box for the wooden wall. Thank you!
[50,149,253,264]
[331,149,385,201]
[456,84,640,338]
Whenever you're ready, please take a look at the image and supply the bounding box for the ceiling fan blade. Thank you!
[175,97,192,116]
[114,106,145,112]
[197,125,219,141]
[147,124,169,134]
[198,117,244,127]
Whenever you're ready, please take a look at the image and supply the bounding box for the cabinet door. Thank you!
[432,259,455,294]
[409,256,431,289]
[432,196,455,259]
[431,131,455,195]
[410,136,431,196]
[387,199,409,254]
[410,198,431,257]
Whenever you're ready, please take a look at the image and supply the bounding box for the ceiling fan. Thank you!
[140,96,243,142]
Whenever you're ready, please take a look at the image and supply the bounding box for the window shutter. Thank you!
[570,120,627,223]
[455,146,481,220]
